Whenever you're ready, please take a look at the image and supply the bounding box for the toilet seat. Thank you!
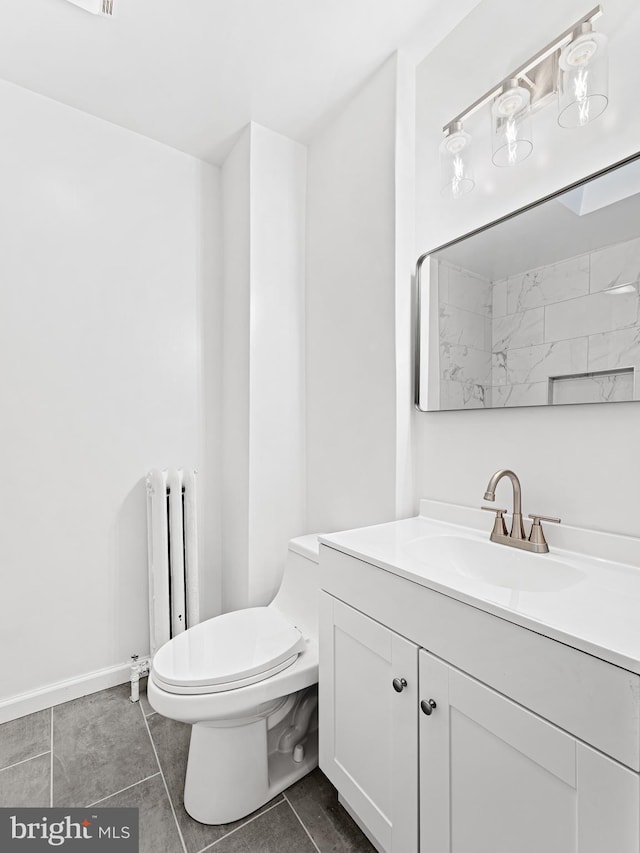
[152,607,306,696]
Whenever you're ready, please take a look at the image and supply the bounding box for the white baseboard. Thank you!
[0,662,134,724]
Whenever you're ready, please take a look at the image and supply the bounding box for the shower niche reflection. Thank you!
[415,153,640,411]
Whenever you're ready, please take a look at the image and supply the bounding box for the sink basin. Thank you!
[404,534,586,592]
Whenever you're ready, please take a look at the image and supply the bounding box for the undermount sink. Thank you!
[404,534,586,592]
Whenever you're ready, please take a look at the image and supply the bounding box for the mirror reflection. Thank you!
[416,154,640,411]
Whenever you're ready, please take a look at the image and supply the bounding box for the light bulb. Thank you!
[558,25,608,128]
[491,80,533,167]
[439,123,474,198]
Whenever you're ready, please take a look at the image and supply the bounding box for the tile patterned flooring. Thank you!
[0,681,375,853]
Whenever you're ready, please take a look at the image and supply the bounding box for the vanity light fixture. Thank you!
[440,5,607,196]
[558,22,609,127]
[439,122,475,198]
[62,0,114,16]
[491,80,533,167]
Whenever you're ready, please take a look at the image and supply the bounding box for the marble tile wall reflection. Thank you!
[588,327,640,373]
[506,255,589,313]
[551,372,634,405]
[438,262,492,409]
[437,234,640,409]
[490,235,640,407]
[590,236,640,293]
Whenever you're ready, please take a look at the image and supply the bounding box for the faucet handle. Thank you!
[528,514,561,525]
[481,506,508,537]
[528,514,561,548]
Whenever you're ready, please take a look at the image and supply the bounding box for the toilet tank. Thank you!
[269,534,320,641]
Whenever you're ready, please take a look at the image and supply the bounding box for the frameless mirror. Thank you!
[415,153,640,411]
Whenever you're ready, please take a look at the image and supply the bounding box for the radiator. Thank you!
[146,468,200,656]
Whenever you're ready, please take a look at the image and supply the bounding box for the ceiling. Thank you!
[0,0,479,164]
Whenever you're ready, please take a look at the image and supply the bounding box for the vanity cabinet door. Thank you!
[419,650,639,853]
[319,593,419,853]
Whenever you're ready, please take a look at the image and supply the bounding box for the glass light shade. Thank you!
[439,125,474,198]
[491,81,533,167]
[558,28,609,128]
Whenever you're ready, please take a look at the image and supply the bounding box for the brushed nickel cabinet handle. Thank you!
[421,699,437,716]
[392,678,408,693]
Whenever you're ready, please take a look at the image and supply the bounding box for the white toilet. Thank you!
[147,533,320,825]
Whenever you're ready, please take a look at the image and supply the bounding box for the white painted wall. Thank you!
[303,0,482,534]
[394,52,418,521]
[0,80,222,706]
[413,0,640,537]
[221,126,251,611]
[248,125,307,605]
[305,56,399,533]
[221,123,307,611]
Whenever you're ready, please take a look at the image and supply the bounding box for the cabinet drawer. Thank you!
[320,544,640,770]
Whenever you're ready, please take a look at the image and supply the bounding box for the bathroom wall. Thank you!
[413,0,640,537]
[221,123,307,612]
[0,80,223,713]
[221,127,251,611]
[304,6,480,534]
[305,55,400,533]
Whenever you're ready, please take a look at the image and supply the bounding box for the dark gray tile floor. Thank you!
[0,680,376,853]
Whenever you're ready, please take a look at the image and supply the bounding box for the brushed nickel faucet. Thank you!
[482,469,560,553]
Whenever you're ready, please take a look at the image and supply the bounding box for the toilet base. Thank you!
[183,691,318,824]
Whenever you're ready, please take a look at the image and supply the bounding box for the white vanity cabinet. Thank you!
[318,542,640,853]
[419,651,638,853]
[319,593,419,853]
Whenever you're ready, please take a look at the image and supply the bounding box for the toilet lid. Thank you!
[151,607,306,693]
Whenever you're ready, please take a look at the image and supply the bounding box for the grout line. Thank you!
[86,772,161,807]
[282,792,321,853]
[195,799,286,853]
[138,701,188,853]
[50,707,53,807]
[0,751,51,775]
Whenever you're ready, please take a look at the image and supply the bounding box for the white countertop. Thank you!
[319,502,640,674]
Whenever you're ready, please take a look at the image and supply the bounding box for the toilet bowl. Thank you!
[147,533,320,825]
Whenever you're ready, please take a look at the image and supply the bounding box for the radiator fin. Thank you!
[146,469,200,656]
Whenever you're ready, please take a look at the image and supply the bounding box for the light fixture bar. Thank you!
[442,5,602,132]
